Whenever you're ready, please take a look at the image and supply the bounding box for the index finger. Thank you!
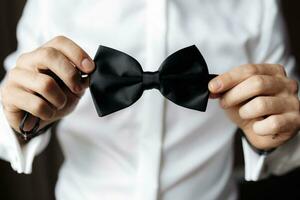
[208,64,286,94]
[43,36,95,74]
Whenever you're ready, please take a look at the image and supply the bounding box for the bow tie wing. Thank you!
[159,45,215,112]
[90,46,144,116]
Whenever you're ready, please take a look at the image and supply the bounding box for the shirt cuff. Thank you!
[242,137,268,181]
[263,133,300,176]
[0,103,51,174]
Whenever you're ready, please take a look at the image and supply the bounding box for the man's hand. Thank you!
[0,36,95,133]
[209,64,300,150]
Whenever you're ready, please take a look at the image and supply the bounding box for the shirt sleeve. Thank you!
[0,0,51,174]
[242,133,300,181]
[242,0,300,181]
[0,102,51,174]
[242,137,268,181]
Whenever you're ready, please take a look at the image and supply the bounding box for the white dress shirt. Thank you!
[1,0,300,199]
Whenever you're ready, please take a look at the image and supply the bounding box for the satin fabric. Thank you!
[90,45,216,116]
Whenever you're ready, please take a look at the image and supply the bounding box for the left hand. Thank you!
[209,64,300,151]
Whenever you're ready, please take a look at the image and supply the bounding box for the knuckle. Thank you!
[252,75,265,92]
[1,70,16,96]
[16,53,29,66]
[5,68,22,85]
[52,35,68,44]
[34,100,46,114]
[238,106,248,118]
[33,99,53,120]
[39,75,56,93]
[6,69,17,82]
[0,79,12,95]
[224,73,234,84]
[39,47,58,59]
[269,116,281,133]
[254,97,268,111]
[243,64,259,76]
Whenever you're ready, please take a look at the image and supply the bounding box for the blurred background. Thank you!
[0,1,300,199]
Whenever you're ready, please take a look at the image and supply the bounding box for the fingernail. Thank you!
[209,79,222,92]
[81,58,95,71]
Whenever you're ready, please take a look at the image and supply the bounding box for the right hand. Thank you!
[0,36,95,133]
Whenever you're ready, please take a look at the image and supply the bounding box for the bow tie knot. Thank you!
[142,71,160,90]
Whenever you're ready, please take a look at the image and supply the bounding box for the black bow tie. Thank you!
[90,45,217,117]
[19,45,216,140]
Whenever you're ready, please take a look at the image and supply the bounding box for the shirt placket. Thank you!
[135,0,168,200]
